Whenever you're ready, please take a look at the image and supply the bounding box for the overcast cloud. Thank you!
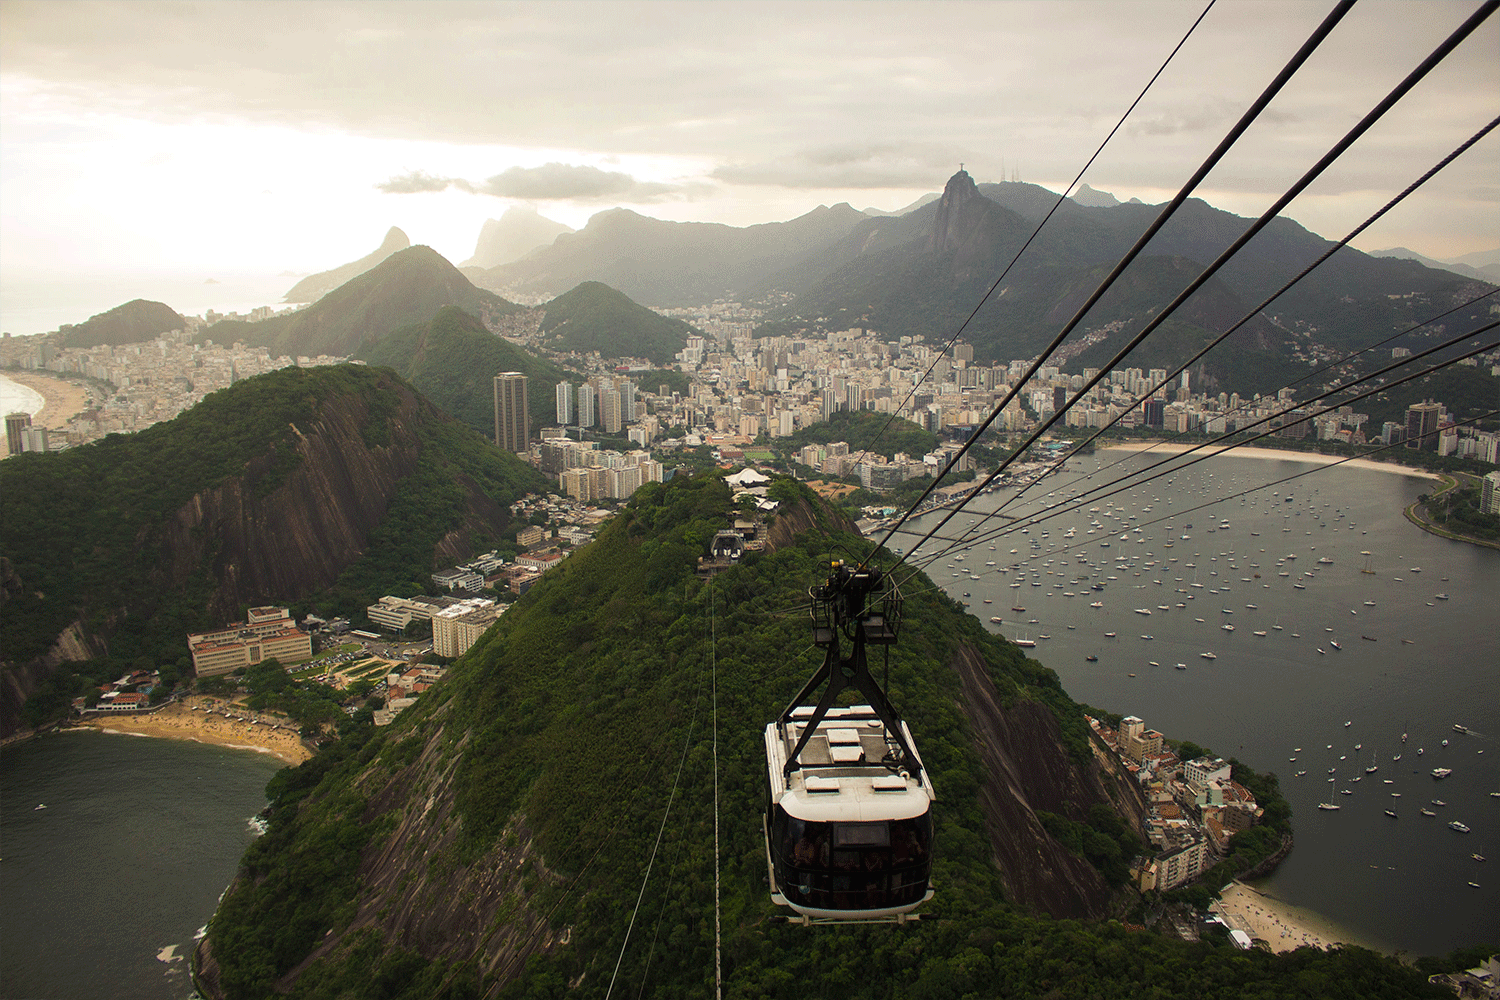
[1,0,1495,325]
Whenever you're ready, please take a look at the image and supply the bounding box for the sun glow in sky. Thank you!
[1,1,1496,334]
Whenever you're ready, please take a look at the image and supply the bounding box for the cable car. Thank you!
[763,560,935,924]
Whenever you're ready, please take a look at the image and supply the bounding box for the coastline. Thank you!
[1212,880,1389,955]
[1101,442,1441,481]
[74,698,312,765]
[1,369,93,428]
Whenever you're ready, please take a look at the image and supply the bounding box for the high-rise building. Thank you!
[493,372,529,452]
[601,387,623,434]
[577,382,596,428]
[5,411,31,456]
[1143,397,1165,429]
[1482,471,1500,515]
[1405,399,1441,450]
[555,382,573,425]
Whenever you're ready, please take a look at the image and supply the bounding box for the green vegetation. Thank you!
[0,364,544,674]
[58,298,186,348]
[536,281,696,365]
[204,246,524,358]
[201,471,1437,999]
[634,368,691,397]
[1417,482,1500,542]
[777,409,938,461]
[1037,804,1143,886]
[358,305,573,437]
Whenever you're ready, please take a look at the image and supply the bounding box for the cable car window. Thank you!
[833,822,890,847]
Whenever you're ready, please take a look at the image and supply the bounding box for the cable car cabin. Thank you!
[764,704,935,923]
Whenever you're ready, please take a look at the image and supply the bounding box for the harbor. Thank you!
[900,446,1500,954]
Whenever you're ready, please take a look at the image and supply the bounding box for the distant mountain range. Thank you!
[282,226,410,303]
[1370,246,1500,283]
[764,171,1495,394]
[460,206,574,270]
[465,202,872,306]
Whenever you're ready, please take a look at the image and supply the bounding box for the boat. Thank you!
[1174,662,1186,670]
[1421,808,1436,816]
[1085,655,1098,662]
[1474,853,1487,862]
[1432,799,1446,806]
[1200,652,1217,660]
[1013,637,1036,648]
[989,616,1003,624]
[1105,631,1116,637]
[1329,641,1341,650]
[1432,768,1453,779]
[1385,809,1398,818]
[1361,635,1376,642]
[1435,593,1450,600]
[1449,821,1471,833]
[1453,724,1472,735]
[1134,608,1152,615]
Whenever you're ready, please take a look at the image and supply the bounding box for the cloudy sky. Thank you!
[1,1,1496,331]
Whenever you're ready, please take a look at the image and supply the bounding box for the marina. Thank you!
[898,447,1500,955]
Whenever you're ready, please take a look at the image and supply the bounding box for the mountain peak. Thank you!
[283,226,412,303]
[462,209,573,270]
[1070,183,1120,208]
[378,227,410,251]
[931,168,981,252]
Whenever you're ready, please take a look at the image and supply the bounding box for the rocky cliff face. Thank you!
[0,371,527,737]
[153,385,427,623]
[952,643,1148,918]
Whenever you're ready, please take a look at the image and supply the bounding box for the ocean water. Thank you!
[0,730,282,999]
[0,372,46,418]
[0,271,294,338]
[901,447,1500,955]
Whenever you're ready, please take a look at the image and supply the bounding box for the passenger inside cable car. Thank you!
[770,807,933,914]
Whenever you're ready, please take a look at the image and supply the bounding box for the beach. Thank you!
[1,370,93,427]
[78,697,312,765]
[1102,442,1440,481]
[1212,881,1381,954]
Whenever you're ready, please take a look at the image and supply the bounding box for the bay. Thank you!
[902,447,1500,956]
[0,730,283,999]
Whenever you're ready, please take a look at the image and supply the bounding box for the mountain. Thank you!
[0,364,546,736]
[58,298,186,348]
[1370,247,1495,282]
[358,305,572,436]
[536,281,698,365]
[283,227,411,303]
[206,246,525,358]
[771,170,1494,393]
[1447,247,1500,271]
[471,203,869,306]
[460,206,574,269]
[1069,183,1121,208]
[192,474,1435,1000]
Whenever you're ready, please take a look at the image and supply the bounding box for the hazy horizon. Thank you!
[3,1,1497,336]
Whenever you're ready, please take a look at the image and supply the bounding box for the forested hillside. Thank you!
[359,306,574,437]
[198,473,1446,1000]
[0,365,545,736]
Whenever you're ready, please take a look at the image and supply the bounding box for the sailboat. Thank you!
[1365,751,1378,775]
[1318,778,1341,810]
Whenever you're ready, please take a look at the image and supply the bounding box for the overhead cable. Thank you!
[868,0,1358,571]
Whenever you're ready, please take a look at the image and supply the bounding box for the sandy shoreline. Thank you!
[1102,442,1440,481]
[76,697,312,765]
[3,369,92,428]
[1211,881,1381,954]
